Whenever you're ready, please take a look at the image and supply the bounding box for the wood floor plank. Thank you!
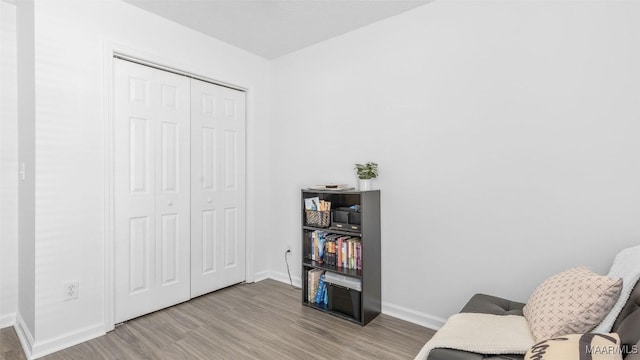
[0,279,434,359]
[0,324,27,360]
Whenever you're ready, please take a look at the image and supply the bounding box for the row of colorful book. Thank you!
[309,230,362,270]
[307,269,328,305]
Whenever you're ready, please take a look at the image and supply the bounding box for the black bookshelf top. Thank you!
[302,226,362,237]
[303,260,363,278]
[302,189,380,195]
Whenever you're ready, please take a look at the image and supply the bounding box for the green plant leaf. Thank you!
[354,162,378,179]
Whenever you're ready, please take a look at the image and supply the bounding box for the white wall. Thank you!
[271,0,640,327]
[23,0,272,357]
[16,0,37,340]
[0,0,19,329]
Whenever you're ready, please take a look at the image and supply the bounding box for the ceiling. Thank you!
[123,0,432,59]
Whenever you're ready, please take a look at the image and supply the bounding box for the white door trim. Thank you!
[102,41,255,332]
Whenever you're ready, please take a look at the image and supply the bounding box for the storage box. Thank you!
[331,207,361,232]
[306,210,330,227]
[332,209,350,224]
[327,283,361,320]
[325,272,362,320]
[349,212,361,225]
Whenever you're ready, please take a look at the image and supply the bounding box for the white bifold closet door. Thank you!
[114,59,246,323]
[190,78,246,298]
[114,59,191,323]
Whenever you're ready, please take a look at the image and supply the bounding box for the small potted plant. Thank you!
[355,162,378,190]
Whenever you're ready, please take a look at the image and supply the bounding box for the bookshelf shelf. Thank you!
[301,189,381,326]
[303,260,363,278]
[302,302,363,325]
[302,226,362,237]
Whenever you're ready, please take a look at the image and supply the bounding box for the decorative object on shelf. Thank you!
[304,197,331,227]
[355,162,378,191]
[308,184,355,191]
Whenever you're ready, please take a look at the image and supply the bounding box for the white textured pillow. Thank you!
[594,245,640,333]
[523,267,622,342]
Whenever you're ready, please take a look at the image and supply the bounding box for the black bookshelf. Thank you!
[301,189,381,326]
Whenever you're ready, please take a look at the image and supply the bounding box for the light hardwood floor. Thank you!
[0,279,434,359]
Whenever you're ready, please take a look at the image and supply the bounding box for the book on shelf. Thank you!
[315,274,328,305]
[311,231,328,262]
[304,197,332,211]
[307,268,323,303]
[308,230,361,271]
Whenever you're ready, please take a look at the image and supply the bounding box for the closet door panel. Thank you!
[114,59,190,323]
[191,79,246,298]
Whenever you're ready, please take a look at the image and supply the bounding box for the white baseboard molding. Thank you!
[253,270,270,283]
[15,312,34,360]
[265,271,302,288]
[30,323,105,359]
[0,312,16,328]
[382,301,446,330]
[14,313,105,360]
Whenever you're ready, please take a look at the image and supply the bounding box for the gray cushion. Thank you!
[460,293,525,316]
[429,348,524,360]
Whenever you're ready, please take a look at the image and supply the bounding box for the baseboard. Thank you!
[253,270,270,283]
[15,313,105,360]
[382,301,446,330]
[0,312,16,328]
[14,312,34,360]
[29,322,105,359]
[266,271,302,288]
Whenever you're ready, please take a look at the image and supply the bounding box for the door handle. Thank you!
[207,198,212,204]
[168,201,174,206]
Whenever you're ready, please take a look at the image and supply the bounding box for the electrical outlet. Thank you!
[286,243,292,253]
[63,281,79,301]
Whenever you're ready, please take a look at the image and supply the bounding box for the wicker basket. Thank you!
[306,210,330,228]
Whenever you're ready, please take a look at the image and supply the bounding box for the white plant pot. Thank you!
[359,179,372,191]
